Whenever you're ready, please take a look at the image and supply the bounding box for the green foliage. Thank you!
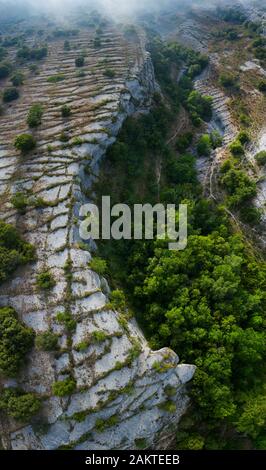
[2,87,19,102]
[237,131,250,145]
[95,414,118,432]
[159,400,177,413]
[56,312,77,332]
[236,390,266,440]
[61,104,71,118]
[47,74,65,83]
[103,68,115,78]
[35,331,58,351]
[221,166,257,208]
[64,40,71,51]
[229,140,245,157]
[92,331,108,343]
[10,72,24,86]
[110,289,126,311]
[219,73,239,90]
[0,307,35,376]
[197,134,212,157]
[135,438,147,449]
[239,206,262,226]
[0,388,41,421]
[52,377,76,397]
[175,132,193,152]
[14,134,36,153]
[27,103,43,128]
[90,257,107,275]
[257,80,266,93]
[75,341,89,352]
[0,61,12,79]
[177,433,205,450]
[75,56,85,67]
[255,151,266,166]
[0,220,35,285]
[36,271,56,290]
[186,91,213,123]
[17,45,48,61]
[11,192,29,214]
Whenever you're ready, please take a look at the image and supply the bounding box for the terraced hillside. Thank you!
[0,19,194,450]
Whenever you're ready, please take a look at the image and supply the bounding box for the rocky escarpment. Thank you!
[0,21,194,450]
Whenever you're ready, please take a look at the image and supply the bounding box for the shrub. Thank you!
[219,73,238,89]
[103,68,116,78]
[36,271,56,290]
[92,330,108,343]
[17,46,48,61]
[229,140,245,157]
[240,206,262,226]
[61,104,71,117]
[135,438,147,449]
[175,132,193,152]
[64,40,71,51]
[56,312,77,332]
[75,341,89,352]
[110,289,126,311]
[27,104,43,128]
[90,257,107,275]
[0,306,35,376]
[10,72,24,87]
[47,74,65,83]
[159,400,177,413]
[52,377,76,397]
[197,134,212,157]
[11,192,29,213]
[0,388,41,421]
[95,414,118,432]
[210,130,223,148]
[257,80,266,93]
[2,87,19,102]
[186,91,212,122]
[14,134,36,153]
[0,62,12,79]
[221,168,257,207]
[35,331,58,351]
[0,221,35,285]
[75,57,85,67]
[255,151,266,166]
[237,131,250,145]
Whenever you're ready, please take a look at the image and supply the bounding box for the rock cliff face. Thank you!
[0,22,194,450]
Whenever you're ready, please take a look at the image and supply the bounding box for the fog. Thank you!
[0,0,257,22]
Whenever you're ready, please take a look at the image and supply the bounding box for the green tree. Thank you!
[0,307,35,376]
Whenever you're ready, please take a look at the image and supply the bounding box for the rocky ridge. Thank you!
[0,22,194,450]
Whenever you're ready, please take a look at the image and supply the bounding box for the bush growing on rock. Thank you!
[175,132,193,152]
[27,103,43,128]
[197,134,212,157]
[257,80,266,93]
[47,74,65,83]
[219,73,239,90]
[0,388,41,421]
[0,220,35,284]
[11,192,29,214]
[0,61,12,79]
[56,312,76,332]
[10,72,24,87]
[75,56,85,67]
[0,307,35,376]
[221,167,257,207]
[229,140,245,157]
[35,331,58,351]
[36,271,56,290]
[14,134,36,153]
[52,377,76,397]
[103,68,116,78]
[237,131,250,145]
[17,45,48,61]
[2,87,19,102]
[90,257,107,275]
[61,104,71,118]
[186,91,213,123]
[255,151,266,166]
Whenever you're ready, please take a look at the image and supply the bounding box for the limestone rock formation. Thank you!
[0,20,194,450]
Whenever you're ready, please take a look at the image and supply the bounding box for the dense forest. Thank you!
[92,37,266,450]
